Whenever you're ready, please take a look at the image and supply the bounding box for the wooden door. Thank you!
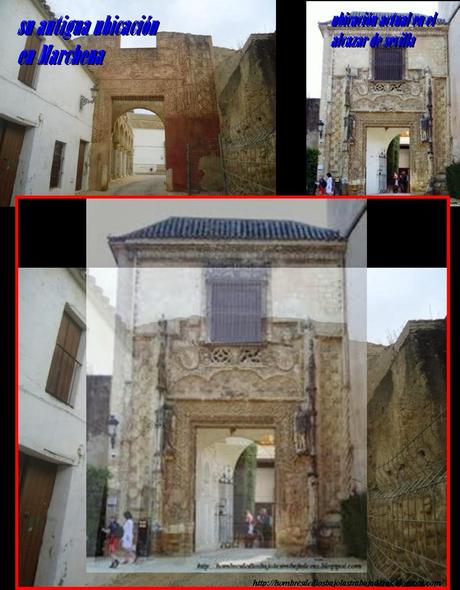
[75,140,87,191]
[0,119,26,206]
[19,454,57,586]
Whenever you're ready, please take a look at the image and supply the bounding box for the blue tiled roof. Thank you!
[110,217,342,242]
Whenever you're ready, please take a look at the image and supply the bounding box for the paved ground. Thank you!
[86,548,366,576]
[82,174,186,196]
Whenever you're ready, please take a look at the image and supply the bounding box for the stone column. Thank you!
[117,150,122,178]
[112,143,119,179]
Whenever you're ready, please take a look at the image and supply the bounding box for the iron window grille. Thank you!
[208,280,265,344]
[373,47,404,81]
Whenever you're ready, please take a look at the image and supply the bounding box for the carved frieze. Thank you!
[167,319,304,398]
[352,79,424,112]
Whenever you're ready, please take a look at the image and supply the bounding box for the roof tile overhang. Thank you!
[108,217,346,267]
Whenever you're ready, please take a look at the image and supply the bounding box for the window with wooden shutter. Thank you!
[373,47,404,81]
[209,281,264,343]
[49,141,65,188]
[46,310,83,404]
[18,33,42,88]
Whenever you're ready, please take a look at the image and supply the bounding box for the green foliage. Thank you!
[87,465,111,556]
[386,136,400,184]
[341,493,367,559]
[243,443,257,513]
[446,162,460,198]
[306,148,320,195]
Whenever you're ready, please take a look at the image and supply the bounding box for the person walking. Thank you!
[325,172,334,196]
[110,511,136,568]
[102,515,124,568]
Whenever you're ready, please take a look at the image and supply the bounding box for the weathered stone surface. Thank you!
[214,34,276,194]
[367,319,446,583]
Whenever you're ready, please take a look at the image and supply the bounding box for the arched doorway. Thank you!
[366,127,410,194]
[194,428,275,553]
[80,34,222,192]
[110,108,166,188]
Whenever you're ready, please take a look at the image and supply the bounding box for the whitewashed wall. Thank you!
[19,268,87,586]
[133,128,165,173]
[134,267,344,327]
[0,0,95,202]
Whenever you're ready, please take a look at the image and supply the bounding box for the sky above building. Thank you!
[367,267,446,344]
[48,0,275,49]
[306,0,439,98]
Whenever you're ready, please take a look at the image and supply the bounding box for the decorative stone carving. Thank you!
[353,79,422,98]
[294,403,314,455]
[177,346,200,369]
[162,402,176,455]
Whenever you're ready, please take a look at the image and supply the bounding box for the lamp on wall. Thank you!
[107,414,119,449]
[80,86,98,111]
[318,120,325,139]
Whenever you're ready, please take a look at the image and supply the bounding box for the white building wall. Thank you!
[86,280,116,376]
[255,468,274,503]
[0,0,95,202]
[327,201,367,493]
[19,268,87,586]
[441,2,460,161]
[134,267,343,327]
[133,128,165,173]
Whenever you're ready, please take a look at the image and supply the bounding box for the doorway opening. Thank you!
[110,108,165,182]
[194,428,275,553]
[0,117,26,206]
[19,452,57,586]
[366,127,410,194]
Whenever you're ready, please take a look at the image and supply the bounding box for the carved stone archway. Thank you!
[78,33,221,192]
[161,400,310,556]
[348,111,428,194]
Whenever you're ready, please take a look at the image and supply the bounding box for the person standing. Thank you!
[244,510,256,548]
[326,172,334,196]
[400,170,408,193]
[393,171,399,193]
[318,176,327,195]
[256,508,273,548]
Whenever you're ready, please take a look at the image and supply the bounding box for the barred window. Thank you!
[46,310,83,404]
[49,141,65,188]
[18,32,41,88]
[209,281,264,343]
[373,47,404,81]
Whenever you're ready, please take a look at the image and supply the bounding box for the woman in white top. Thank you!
[326,173,334,196]
[111,511,136,567]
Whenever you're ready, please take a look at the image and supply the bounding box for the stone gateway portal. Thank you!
[79,33,221,192]
[100,217,366,559]
[316,16,451,194]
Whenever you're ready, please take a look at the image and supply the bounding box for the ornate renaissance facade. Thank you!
[317,15,451,194]
[102,217,366,557]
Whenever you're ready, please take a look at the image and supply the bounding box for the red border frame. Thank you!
[15,194,451,590]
